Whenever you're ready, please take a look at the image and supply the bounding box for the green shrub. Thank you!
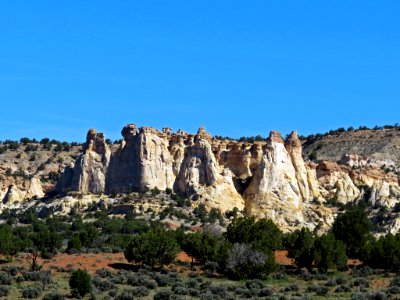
[154,289,172,300]
[199,290,215,300]
[388,285,400,294]
[130,286,149,297]
[281,284,300,293]
[0,272,11,285]
[334,284,351,293]
[69,269,92,297]
[332,208,372,257]
[140,278,157,289]
[124,227,178,267]
[42,292,65,300]
[351,292,369,300]
[126,274,139,286]
[21,285,42,298]
[95,268,112,278]
[155,274,171,287]
[226,243,275,279]
[22,271,42,282]
[286,228,315,269]
[188,288,200,297]
[314,233,348,272]
[226,216,283,251]
[94,279,115,291]
[350,278,370,288]
[116,289,135,300]
[0,286,9,297]
[259,287,273,297]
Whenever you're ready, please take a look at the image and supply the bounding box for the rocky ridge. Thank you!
[1,124,400,233]
[53,124,400,232]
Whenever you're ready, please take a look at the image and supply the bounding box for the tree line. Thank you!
[1,205,400,281]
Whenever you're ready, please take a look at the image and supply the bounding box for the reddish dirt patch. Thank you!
[371,277,390,289]
[275,250,294,266]
[190,226,203,232]
[165,221,179,229]
[347,258,363,267]
[39,253,127,274]
[176,251,192,263]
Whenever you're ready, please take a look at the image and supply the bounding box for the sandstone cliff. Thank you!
[2,124,399,233]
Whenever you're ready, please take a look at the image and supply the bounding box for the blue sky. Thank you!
[0,1,399,142]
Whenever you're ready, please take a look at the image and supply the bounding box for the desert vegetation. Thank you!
[0,191,399,299]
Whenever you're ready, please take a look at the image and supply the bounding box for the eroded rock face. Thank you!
[175,134,244,212]
[242,131,328,231]
[1,177,45,204]
[106,125,174,192]
[54,124,400,233]
[57,129,111,194]
[244,131,319,210]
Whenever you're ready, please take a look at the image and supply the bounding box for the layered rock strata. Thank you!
[52,124,400,232]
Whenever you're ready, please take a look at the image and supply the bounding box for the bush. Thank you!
[155,274,171,287]
[350,278,370,288]
[200,290,215,300]
[326,276,346,287]
[351,292,369,300]
[69,269,92,297]
[352,266,375,277]
[235,287,253,298]
[226,243,275,279]
[368,291,387,299]
[226,216,283,251]
[22,271,42,282]
[259,287,273,297]
[124,227,178,267]
[172,285,188,295]
[0,272,11,285]
[40,271,52,287]
[21,286,42,298]
[332,208,372,257]
[94,279,115,291]
[1,266,19,276]
[390,276,400,287]
[116,289,135,300]
[110,273,126,285]
[130,286,149,297]
[314,233,348,272]
[126,274,139,286]
[188,288,200,297]
[361,233,400,271]
[140,278,157,289]
[42,292,66,300]
[316,285,329,296]
[281,284,300,293]
[95,268,112,278]
[387,285,400,294]
[286,228,315,269]
[154,289,172,300]
[0,286,9,297]
[334,284,351,293]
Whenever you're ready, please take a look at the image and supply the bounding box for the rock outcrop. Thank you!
[175,132,244,212]
[57,128,111,194]
[1,177,44,204]
[106,125,174,193]
[53,124,400,233]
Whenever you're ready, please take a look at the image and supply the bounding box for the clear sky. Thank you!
[0,1,399,142]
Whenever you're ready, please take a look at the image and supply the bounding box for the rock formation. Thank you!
[106,125,174,193]
[51,124,400,232]
[1,177,44,205]
[56,128,111,194]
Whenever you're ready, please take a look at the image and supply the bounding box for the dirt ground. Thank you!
[17,250,363,274]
